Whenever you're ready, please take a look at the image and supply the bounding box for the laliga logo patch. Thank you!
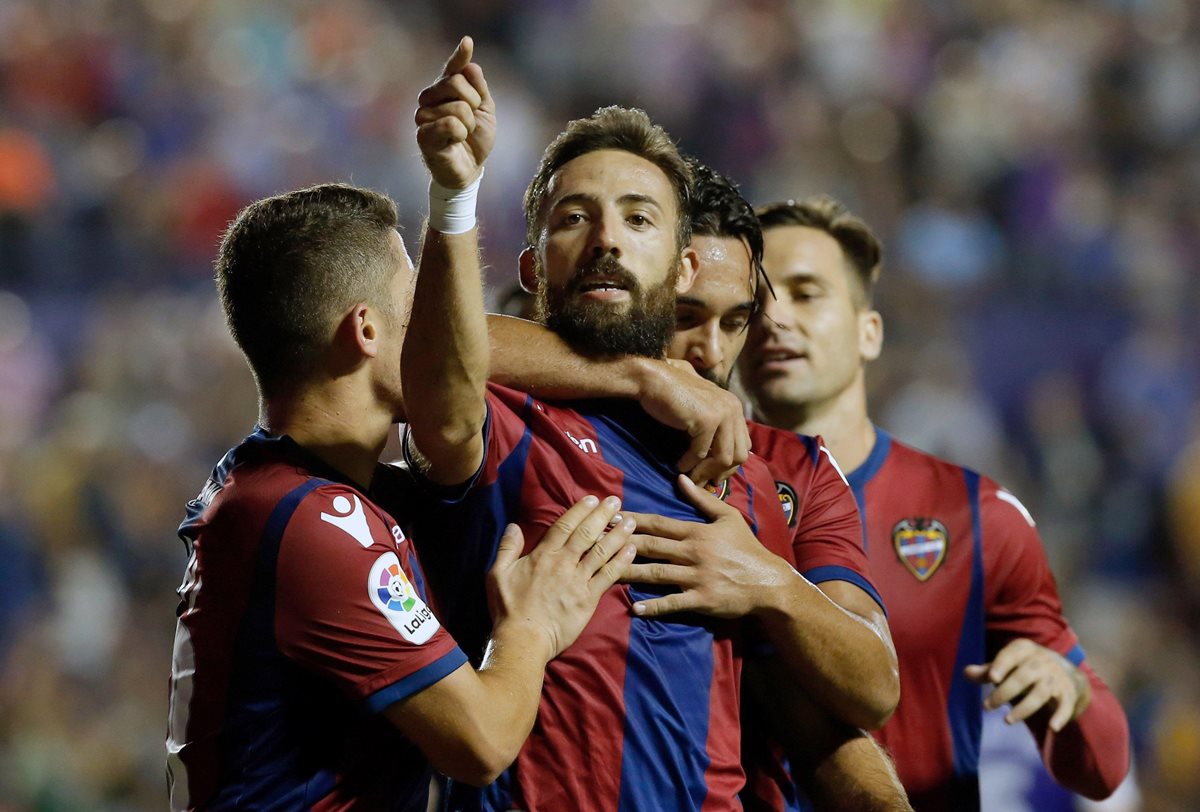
[776,481,798,528]
[368,552,439,644]
[704,479,731,502]
[321,494,374,548]
[893,518,948,581]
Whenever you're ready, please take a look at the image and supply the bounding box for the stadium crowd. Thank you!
[0,0,1197,809]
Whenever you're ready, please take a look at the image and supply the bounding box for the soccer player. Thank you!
[738,196,1131,811]
[487,160,909,810]
[165,39,636,811]
[402,98,901,808]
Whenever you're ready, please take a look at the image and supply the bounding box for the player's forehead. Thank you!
[762,224,845,285]
[545,149,677,215]
[682,234,754,315]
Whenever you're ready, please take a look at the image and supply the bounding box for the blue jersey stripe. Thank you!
[946,468,986,811]
[802,565,888,616]
[578,414,716,810]
[364,648,469,714]
[845,428,891,553]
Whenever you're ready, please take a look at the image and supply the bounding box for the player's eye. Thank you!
[722,316,749,333]
[627,213,651,227]
[675,310,701,328]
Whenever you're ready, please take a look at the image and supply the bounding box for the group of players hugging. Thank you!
[166,38,1130,812]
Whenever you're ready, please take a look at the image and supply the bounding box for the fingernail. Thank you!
[611,513,623,525]
[632,603,645,615]
[604,495,620,508]
[583,495,599,507]
[623,517,636,531]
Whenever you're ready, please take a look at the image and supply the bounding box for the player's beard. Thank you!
[539,255,678,358]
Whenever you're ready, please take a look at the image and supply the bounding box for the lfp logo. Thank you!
[377,561,417,612]
[368,552,439,643]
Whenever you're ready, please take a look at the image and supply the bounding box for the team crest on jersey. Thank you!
[892,518,948,581]
[704,478,731,502]
[776,481,798,527]
[368,552,439,644]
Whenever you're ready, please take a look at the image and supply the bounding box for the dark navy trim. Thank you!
[844,428,891,554]
[946,469,986,810]
[1065,643,1086,667]
[743,466,758,536]
[844,427,891,491]
[364,647,469,714]
[400,404,495,504]
[802,565,888,617]
[260,479,329,573]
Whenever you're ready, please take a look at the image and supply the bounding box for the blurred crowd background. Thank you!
[0,0,1197,809]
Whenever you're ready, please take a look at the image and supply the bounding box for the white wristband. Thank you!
[428,168,483,235]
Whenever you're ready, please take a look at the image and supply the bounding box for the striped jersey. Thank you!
[167,429,466,811]
[847,429,1127,811]
[402,383,868,812]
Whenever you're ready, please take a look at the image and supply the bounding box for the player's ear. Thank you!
[675,244,700,294]
[859,308,883,363]
[341,302,380,359]
[518,247,539,295]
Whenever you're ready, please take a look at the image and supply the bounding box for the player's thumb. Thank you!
[442,35,473,77]
[962,663,991,684]
[493,523,524,570]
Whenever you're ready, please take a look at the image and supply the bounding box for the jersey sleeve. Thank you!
[980,479,1132,798]
[401,384,533,501]
[980,481,1080,661]
[273,483,467,713]
[789,437,885,614]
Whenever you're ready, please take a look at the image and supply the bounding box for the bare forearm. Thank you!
[1035,666,1131,799]
[403,226,489,483]
[488,314,649,400]
[745,659,911,811]
[758,574,899,730]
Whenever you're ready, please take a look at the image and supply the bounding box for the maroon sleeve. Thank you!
[980,479,1131,798]
[274,483,466,708]
[402,383,532,494]
[751,425,882,611]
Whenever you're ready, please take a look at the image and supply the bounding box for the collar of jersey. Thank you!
[245,425,363,491]
[846,426,891,490]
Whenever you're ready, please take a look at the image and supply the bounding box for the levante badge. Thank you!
[892,518,948,581]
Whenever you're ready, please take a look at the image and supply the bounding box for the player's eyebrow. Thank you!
[551,192,665,213]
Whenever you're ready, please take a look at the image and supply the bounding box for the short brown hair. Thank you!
[215,183,399,397]
[756,196,882,306]
[523,106,692,251]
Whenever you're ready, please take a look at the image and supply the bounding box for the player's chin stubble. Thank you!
[540,256,678,358]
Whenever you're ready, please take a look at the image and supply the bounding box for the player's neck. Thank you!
[766,376,876,473]
[260,385,390,489]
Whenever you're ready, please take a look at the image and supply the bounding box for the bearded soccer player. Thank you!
[165,39,636,811]
[737,197,1130,811]
[402,98,900,808]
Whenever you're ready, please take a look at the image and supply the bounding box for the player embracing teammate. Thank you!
[167,36,1129,812]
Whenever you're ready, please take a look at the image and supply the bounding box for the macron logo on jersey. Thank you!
[321,494,375,548]
[565,430,599,454]
[369,552,439,643]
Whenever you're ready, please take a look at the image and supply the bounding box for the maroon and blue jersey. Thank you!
[166,428,467,812]
[739,423,886,811]
[403,383,867,811]
[850,429,1128,811]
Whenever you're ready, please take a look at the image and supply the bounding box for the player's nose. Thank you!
[587,211,622,259]
[688,323,723,373]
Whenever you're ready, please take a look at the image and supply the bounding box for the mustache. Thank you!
[565,255,641,295]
